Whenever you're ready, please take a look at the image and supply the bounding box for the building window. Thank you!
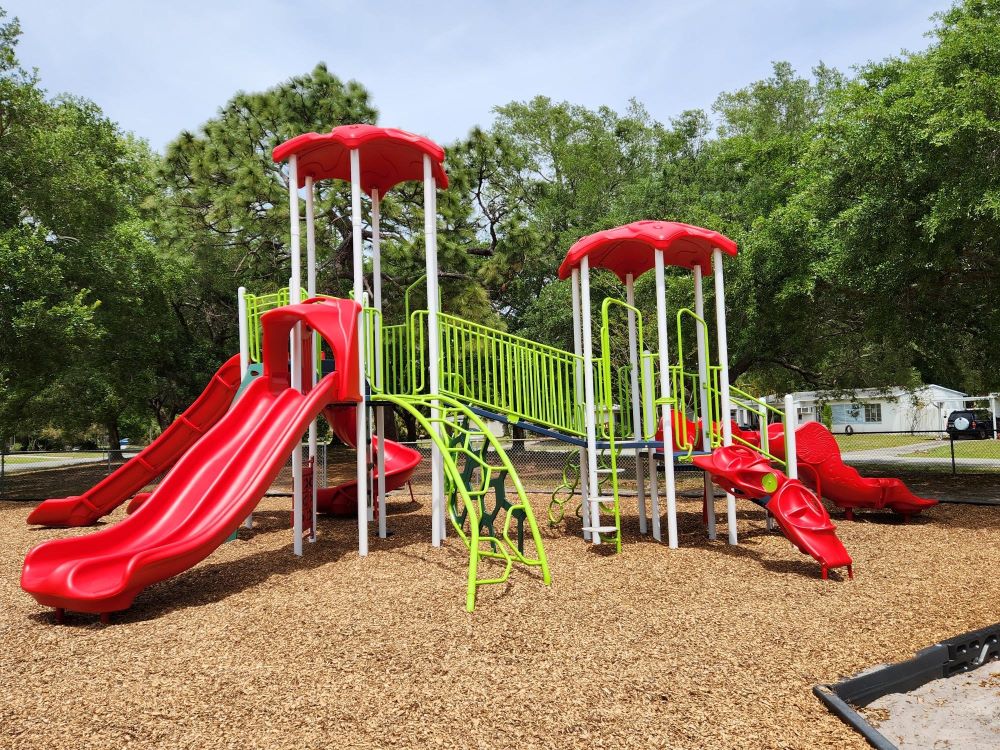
[864,403,882,424]
[831,403,864,425]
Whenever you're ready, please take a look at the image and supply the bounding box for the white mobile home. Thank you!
[764,385,970,433]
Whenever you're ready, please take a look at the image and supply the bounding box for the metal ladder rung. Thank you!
[595,468,624,474]
[583,525,619,534]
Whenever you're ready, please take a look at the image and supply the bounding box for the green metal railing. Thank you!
[595,297,655,550]
[416,311,586,436]
[671,308,718,457]
[362,307,384,391]
[245,289,294,363]
[247,286,728,468]
[371,275,432,395]
[381,323,411,394]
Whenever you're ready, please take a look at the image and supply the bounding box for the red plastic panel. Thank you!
[557,220,738,281]
[261,297,362,403]
[272,124,448,194]
[318,404,421,514]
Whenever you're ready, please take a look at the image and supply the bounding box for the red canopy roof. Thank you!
[557,221,738,282]
[272,124,448,194]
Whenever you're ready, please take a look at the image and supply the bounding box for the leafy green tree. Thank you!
[748,0,1000,394]
[0,10,177,450]
[153,64,495,362]
[447,97,660,335]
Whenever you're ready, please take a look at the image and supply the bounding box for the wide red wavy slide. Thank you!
[26,355,243,527]
[21,297,362,617]
[748,422,937,518]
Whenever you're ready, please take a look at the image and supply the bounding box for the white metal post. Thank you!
[305,176,318,542]
[237,286,249,380]
[654,250,678,548]
[580,257,602,544]
[625,274,647,534]
[784,394,798,480]
[372,188,388,539]
[693,266,715,540]
[237,285,253,530]
[350,149,369,556]
[423,155,444,547]
[570,268,591,540]
[288,155,304,556]
[430,175,446,541]
[712,248,737,545]
[642,352,660,540]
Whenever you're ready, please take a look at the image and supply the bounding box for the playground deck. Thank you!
[3,490,998,750]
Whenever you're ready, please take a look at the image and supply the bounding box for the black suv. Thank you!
[946,409,996,439]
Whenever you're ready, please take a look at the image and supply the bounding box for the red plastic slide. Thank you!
[21,297,362,616]
[764,422,937,519]
[26,355,243,527]
[318,405,421,515]
[693,445,853,579]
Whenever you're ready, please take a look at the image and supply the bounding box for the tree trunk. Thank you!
[150,397,172,432]
[511,425,526,454]
[107,420,124,462]
[382,406,400,442]
[402,411,418,443]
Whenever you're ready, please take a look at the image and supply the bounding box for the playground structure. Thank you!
[21,123,940,621]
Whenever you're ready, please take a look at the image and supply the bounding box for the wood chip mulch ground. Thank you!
[2,491,998,749]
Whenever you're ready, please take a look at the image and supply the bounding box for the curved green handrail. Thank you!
[725,385,787,468]
[673,307,718,457]
[372,392,551,610]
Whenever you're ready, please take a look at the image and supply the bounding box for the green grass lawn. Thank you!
[834,434,936,452]
[913,440,1000,459]
[2,452,104,465]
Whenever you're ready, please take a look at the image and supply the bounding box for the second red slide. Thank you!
[766,422,938,518]
[318,405,421,515]
[27,354,243,527]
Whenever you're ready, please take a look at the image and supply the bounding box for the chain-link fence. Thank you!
[4,428,998,505]
[831,429,1000,476]
[0,445,329,502]
[1,449,126,501]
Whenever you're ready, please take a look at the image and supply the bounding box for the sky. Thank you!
[6,0,947,153]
